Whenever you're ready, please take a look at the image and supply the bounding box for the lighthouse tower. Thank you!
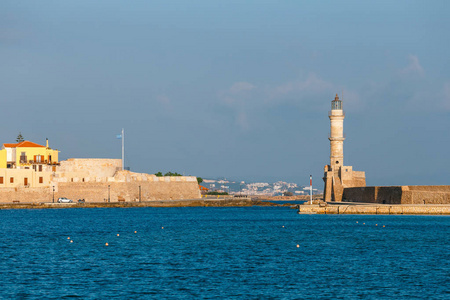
[329,94,345,170]
[323,94,366,202]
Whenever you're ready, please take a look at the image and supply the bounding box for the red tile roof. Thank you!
[3,143,18,148]
[3,141,45,148]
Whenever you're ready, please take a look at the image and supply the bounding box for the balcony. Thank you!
[328,111,345,117]
[18,159,60,166]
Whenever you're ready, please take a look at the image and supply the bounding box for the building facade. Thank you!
[323,94,366,202]
[0,139,59,169]
[0,139,59,188]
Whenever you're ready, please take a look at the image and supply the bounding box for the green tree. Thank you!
[206,191,229,195]
[164,171,182,176]
[16,132,24,143]
[197,177,203,184]
[155,172,163,177]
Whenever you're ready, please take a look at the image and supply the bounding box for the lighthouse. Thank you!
[323,94,366,202]
[329,94,345,170]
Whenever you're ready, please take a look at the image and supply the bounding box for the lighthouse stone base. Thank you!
[323,165,366,202]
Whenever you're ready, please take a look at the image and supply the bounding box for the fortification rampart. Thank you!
[343,185,450,204]
[58,158,121,178]
[0,173,201,203]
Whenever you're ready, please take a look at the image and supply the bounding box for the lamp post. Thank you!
[52,186,55,203]
[139,185,141,202]
[108,185,110,203]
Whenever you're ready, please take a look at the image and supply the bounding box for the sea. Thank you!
[0,206,448,299]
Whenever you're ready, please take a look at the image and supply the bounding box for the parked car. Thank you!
[77,199,85,203]
[58,197,73,203]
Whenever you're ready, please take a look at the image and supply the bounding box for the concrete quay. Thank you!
[298,202,450,215]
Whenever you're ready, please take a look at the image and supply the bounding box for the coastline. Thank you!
[0,199,449,215]
[0,199,286,210]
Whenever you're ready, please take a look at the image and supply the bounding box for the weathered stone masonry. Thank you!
[0,158,201,203]
[343,185,450,204]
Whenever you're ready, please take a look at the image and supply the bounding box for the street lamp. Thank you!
[108,185,110,202]
[52,186,55,203]
[139,185,141,202]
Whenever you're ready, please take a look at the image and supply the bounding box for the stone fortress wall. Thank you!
[0,159,201,203]
[343,185,450,204]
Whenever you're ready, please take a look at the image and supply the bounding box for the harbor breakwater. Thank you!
[298,203,450,215]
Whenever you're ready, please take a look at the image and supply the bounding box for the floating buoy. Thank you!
[117,234,120,237]
[134,231,137,234]
[161,227,164,229]
[70,240,73,243]
[383,225,385,227]
[376,224,378,226]
[105,243,109,246]
[282,226,285,228]
[363,223,365,225]
[67,237,70,239]
[296,244,300,248]
[356,221,358,223]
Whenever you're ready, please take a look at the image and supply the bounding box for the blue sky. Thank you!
[1,1,449,186]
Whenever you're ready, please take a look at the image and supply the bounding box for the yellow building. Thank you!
[0,139,59,170]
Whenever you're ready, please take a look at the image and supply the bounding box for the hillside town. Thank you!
[202,179,321,196]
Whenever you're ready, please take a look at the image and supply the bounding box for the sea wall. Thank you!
[0,176,201,203]
[343,185,450,204]
[298,204,450,215]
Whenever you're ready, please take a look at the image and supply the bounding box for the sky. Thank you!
[1,1,449,186]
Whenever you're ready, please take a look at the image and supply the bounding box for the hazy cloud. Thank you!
[400,55,424,76]
[218,82,257,130]
[267,73,361,110]
[229,82,255,94]
[220,81,256,105]
[272,73,333,97]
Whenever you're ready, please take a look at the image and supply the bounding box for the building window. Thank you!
[0,177,3,184]
[52,166,56,172]
[33,165,36,171]
[20,152,27,163]
[10,177,14,183]
[336,161,339,164]
[39,165,43,172]
[24,178,28,186]
[39,177,43,184]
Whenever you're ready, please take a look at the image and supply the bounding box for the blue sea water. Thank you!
[0,206,448,299]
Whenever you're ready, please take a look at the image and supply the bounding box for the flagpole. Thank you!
[122,128,124,171]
